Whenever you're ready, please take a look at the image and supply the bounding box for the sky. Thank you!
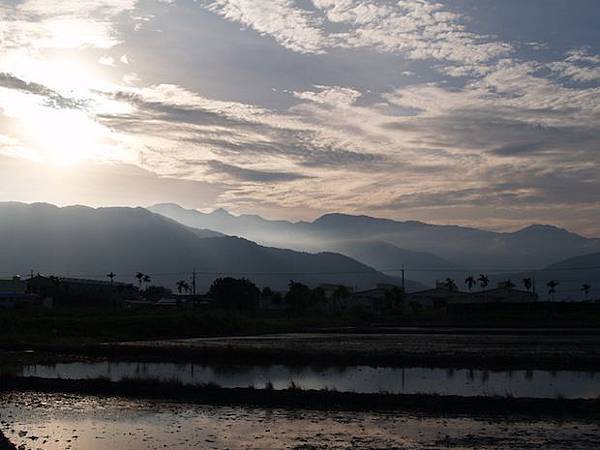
[0,0,599,235]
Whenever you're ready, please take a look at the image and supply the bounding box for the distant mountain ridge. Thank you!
[491,251,600,301]
[149,204,600,288]
[0,202,419,292]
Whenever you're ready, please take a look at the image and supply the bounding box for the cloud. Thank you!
[0,154,225,209]
[1,0,137,50]
[0,73,83,109]
[548,49,600,83]
[205,0,328,54]
[204,159,311,182]
[203,0,513,64]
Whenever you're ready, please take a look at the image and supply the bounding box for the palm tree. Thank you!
[522,277,533,293]
[106,272,116,286]
[547,280,559,301]
[582,284,592,300]
[478,274,490,290]
[143,274,151,289]
[444,278,458,292]
[176,280,187,294]
[464,276,476,291]
[135,272,144,289]
[504,279,515,290]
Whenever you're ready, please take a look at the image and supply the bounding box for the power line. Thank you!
[5,265,600,278]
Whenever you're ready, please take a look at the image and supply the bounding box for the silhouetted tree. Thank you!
[547,280,559,301]
[310,286,327,310]
[464,276,476,291]
[142,274,151,289]
[504,279,515,289]
[285,281,312,313]
[208,277,260,309]
[478,274,490,290]
[332,285,352,310]
[261,286,283,307]
[107,272,116,285]
[582,283,592,300]
[176,280,188,294]
[444,278,458,292]
[136,272,144,289]
[384,286,405,311]
[522,277,533,293]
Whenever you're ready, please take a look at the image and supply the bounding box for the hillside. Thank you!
[488,252,600,301]
[0,202,410,292]
[149,204,600,283]
[331,241,464,286]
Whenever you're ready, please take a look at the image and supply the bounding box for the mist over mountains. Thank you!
[150,203,600,299]
[1,201,598,299]
[0,202,415,292]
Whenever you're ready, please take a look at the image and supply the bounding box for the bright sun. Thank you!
[25,108,111,165]
[1,56,128,165]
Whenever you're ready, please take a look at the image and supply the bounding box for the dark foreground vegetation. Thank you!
[2,303,600,345]
[2,305,600,369]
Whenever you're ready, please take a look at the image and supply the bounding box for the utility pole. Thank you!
[192,268,197,296]
[401,265,405,291]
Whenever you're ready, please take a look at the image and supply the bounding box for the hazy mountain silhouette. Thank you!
[331,241,462,286]
[149,204,600,283]
[0,202,420,292]
[488,252,600,301]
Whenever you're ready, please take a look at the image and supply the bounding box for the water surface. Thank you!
[7,362,600,399]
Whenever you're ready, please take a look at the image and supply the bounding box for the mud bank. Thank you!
[2,375,599,418]
[9,329,599,370]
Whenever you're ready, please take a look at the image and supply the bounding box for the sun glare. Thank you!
[24,107,112,165]
[0,55,132,165]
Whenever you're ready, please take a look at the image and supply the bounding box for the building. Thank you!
[0,276,46,309]
[350,283,404,311]
[406,281,538,310]
[468,282,538,304]
[27,275,139,307]
[405,282,472,309]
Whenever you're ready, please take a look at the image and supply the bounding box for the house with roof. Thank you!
[27,274,139,307]
[350,283,404,311]
[468,281,538,303]
[0,276,46,309]
[405,282,472,309]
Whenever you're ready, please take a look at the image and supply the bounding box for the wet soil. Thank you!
[1,391,599,450]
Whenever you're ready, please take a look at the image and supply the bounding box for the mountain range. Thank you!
[0,202,418,292]
[149,203,600,299]
[1,201,598,299]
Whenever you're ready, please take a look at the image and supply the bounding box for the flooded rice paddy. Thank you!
[5,362,600,399]
[1,391,599,450]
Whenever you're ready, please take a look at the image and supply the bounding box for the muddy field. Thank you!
[1,391,599,450]
[111,330,600,369]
